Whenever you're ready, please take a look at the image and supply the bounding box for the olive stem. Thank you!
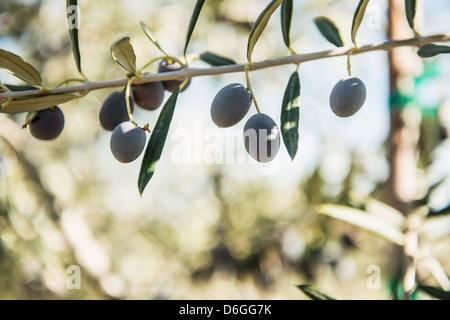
[347,48,355,77]
[125,78,138,126]
[245,65,261,114]
[138,55,167,73]
[0,82,9,92]
[1,32,449,102]
[56,78,86,87]
[179,78,191,92]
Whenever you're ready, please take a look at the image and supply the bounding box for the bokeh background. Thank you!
[0,0,449,299]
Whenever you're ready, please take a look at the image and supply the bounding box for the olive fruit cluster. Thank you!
[99,91,146,163]
[100,59,191,163]
[158,59,191,93]
[211,83,281,163]
[329,76,366,117]
[28,106,65,141]
[131,58,191,111]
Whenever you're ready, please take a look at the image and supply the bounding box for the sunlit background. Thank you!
[0,0,449,299]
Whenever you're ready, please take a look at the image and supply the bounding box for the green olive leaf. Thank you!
[417,44,450,58]
[138,88,180,195]
[296,285,342,300]
[111,36,138,75]
[199,51,236,66]
[351,0,370,47]
[0,93,78,114]
[0,49,43,87]
[247,0,284,64]
[418,286,450,300]
[4,84,40,91]
[281,0,293,49]
[317,204,406,245]
[281,71,300,161]
[314,16,345,48]
[184,0,206,58]
[140,21,168,56]
[66,0,83,74]
[405,0,417,33]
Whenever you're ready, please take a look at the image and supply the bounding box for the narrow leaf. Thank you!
[296,285,341,300]
[419,214,450,241]
[4,84,39,91]
[280,0,293,49]
[66,0,82,74]
[314,16,345,48]
[0,93,78,114]
[365,198,405,229]
[184,0,206,57]
[351,0,370,47]
[247,0,284,63]
[138,88,180,195]
[317,204,406,245]
[422,257,450,291]
[428,203,450,218]
[419,285,450,300]
[140,21,167,56]
[199,51,236,66]
[281,71,300,160]
[417,44,450,58]
[111,36,137,75]
[0,49,43,86]
[405,0,417,31]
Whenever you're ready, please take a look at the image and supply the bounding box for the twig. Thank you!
[0,33,449,103]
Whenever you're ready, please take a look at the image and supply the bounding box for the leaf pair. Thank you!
[0,49,80,114]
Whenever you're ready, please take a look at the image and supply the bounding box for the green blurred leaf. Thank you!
[280,0,293,49]
[184,0,206,58]
[417,44,450,58]
[365,198,405,229]
[138,88,180,195]
[314,16,344,48]
[0,49,43,87]
[419,214,450,241]
[296,285,341,300]
[66,0,82,74]
[0,93,78,114]
[111,36,137,75]
[419,285,450,300]
[428,204,450,218]
[140,21,167,56]
[351,0,370,47]
[199,51,236,66]
[405,0,417,32]
[317,204,405,245]
[281,71,300,160]
[247,0,284,64]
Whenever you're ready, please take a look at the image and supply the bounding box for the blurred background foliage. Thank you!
[0,0,449,299]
